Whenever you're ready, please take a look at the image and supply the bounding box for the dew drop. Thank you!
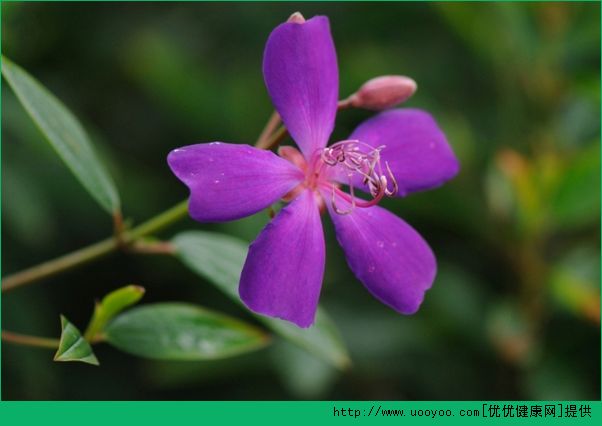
[214,179,220,184]
[391,241,398,247]
[368,265,376,273]
[429,142,435,149]
[376,240,385,248]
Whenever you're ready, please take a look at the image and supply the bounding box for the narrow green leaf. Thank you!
[172,231,351,369]
[54,315,99,366]
[84,285,146,342]
[1,56,120,214]
[104,303,269,360]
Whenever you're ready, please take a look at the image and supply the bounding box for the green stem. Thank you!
[1,200,189,293]
[127,200,189,240]
[2,238,116,292]
[1,330,60,349]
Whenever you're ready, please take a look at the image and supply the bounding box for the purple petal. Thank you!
[263,16,338,159]
[325,191,436,314]
[167,143,303,222]
[239,190,325,328]
[349,108,459,196]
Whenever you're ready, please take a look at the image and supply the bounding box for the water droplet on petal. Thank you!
[368,265,376,273]
[429,142,435,149]
[214,179,220,184]
[376,240,385,248]
[391,241,398,247]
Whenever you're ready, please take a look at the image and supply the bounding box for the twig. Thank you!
[2,330,60,349]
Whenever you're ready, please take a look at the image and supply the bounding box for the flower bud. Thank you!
[287,12,306,24]
[349,75,417,111]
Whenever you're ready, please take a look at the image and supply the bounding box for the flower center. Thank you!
[316,140,398,214]
[279,141,398,214]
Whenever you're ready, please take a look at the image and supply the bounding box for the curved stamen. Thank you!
[329,182,386,215]
[384,161,398,196]
[330,185,353,215]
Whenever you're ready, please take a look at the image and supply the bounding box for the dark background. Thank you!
[2,2,600,400]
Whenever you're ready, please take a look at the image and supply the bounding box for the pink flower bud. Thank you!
[349,75,417,111]
[287,12,306,24]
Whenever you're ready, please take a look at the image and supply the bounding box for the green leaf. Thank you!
[84,285,146,341]
[54,315,99,366]
[1,56,120,214]
[172,231,351,369]
[104,303,269,360]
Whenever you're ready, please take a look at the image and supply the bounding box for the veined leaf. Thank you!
[2,56,120,214]
[104,303,269,360]
[172,231,351,369]
[54,315,99,366]
[84,285,146,341]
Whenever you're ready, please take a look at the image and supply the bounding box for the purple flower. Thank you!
[167,15,459,328]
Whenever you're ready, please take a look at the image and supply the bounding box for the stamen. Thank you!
[320,140,398,214]
[384,161,398,196]
[331,185,353,215]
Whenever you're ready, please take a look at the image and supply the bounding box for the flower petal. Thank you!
[239,190,325,328]
[168,143,303,222]
[325,191,436,314]
[349,108,459,196]
[263,16,338,159]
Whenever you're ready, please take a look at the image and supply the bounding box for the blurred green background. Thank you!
[2,2,600,400]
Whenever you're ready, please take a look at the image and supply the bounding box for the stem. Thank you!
[2,330,60,349]
[1,200,189,292]
[127,241,176,255]
[112,210,126,248]
[254,111,281,148]
[337,96,355,110]
[127,200,189,240]
[260,125,288,151]
[2,238,116,292]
